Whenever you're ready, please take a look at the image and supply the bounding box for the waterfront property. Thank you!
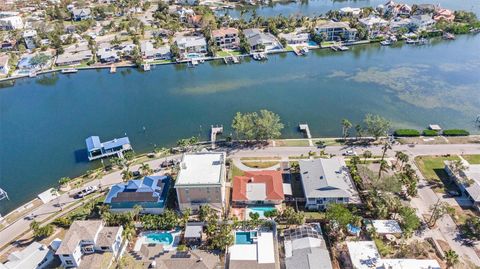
[243,28,283,52]
[314,21,357,42]
[55,42,93,66]
[0,54,9,75]
[175,152,226,211]
[55,220,123,268]
[410,14,436,31]
[104,176,170,214]
[228,230,276,269]
[283,224,332,269]
[134,230,181,252]
[232,170,285,206]
[23,30,37,50]
[299,158,359,210]
[0,240,58,269]
[278,28,310,45]
[346,241,441,269]
[211,27,240,50]
[445,159,480,210]
[358,16,389,38]
[174,35,208,58]
[85,136,132,161]
[140,40,171,61]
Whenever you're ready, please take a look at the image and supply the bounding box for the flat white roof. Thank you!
[229,244,257,261]
[246,183,267,201]
[257,232,275,264]
[372,220,402,234]
[175,152,225,186]
[347,241,381,269]
[381,259,441,269]
[228,232,275,264]
[2,242,53,269]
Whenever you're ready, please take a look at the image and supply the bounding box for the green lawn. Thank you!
[462,154,480,164]
[275,139,310,147]
[285,46,294,51]
[216,51,241,57]
[241,161,280,169]
[415,155,460,182]
[230,164,245,178]
[240,157,281,160]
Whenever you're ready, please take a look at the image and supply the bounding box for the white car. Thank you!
[75,185,98,198]
[343,149,357,156]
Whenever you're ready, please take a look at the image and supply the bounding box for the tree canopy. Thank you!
[364,114,391,140]
[232,110,284,141]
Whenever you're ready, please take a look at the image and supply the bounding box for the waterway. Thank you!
[1,9,480,216]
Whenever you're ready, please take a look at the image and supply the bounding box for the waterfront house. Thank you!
[385,2,412,17]
[243,28,283,52]
[0,12,23,30]
[97,47,120,63]
[299,158,359,210]
[17,51,54,72]
[434,8,455,22]
[228,231,276,269]
[56,220,124,268]
[104,176,170,214]
[139,40,171,60]
[55,42,93,66]
[278,28,310,45]
[389,17,413,32]
[72,8,92,21]
[175,152,226,211]
[0,241,58,269]
[445,160,480,210]
[414,4,437,15]
[283,224,333,269]
[339,7,361,17]
[0,54,9,75]
[232,170,285,206]
[211,27,240,50]
[23,29,37,50]
[85,136,132,161]
[314,21,357,42]
[346,241,441,269]
[1,39,16,51]
[410,14,436,31]
[359,16,389,38]
[174,35,207,58]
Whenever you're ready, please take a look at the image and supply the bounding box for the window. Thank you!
[101,246,109,250]
[62,254,70,257]
[65,260,73,265]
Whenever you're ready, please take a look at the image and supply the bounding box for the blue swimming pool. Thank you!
[247,206,276,219]
[235,231,258,244]
[308,40,318,46]
[145,232,174,245]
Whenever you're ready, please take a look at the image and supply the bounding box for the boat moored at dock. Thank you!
[61,68,78,74]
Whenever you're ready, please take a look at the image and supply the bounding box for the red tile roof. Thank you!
[232,170,284,202]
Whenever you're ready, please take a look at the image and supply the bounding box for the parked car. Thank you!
[342,149,357,156]
[75,185,98,199]
[447,190,461,197]
[132,171,141,178]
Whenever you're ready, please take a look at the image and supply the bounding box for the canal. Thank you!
[1,20,480,216]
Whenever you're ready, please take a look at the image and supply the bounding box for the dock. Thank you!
[86,136,132,161]
[299,123,313,146]
[293,47,303,56]
[110,65,116,73]
[143,63,151,71]
[210,125,223,149]
[331,45,349,51]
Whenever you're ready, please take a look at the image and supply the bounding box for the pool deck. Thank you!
[231,205,282,220]
[134,230,181,252]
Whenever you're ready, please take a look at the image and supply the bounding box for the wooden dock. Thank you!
[299,123,313,146]
[110,65,116,73]
[211,125,223,149]
[293,47,302,56]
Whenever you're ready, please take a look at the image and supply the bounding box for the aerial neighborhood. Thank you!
[0,0,478,78]
[1,0,480,269]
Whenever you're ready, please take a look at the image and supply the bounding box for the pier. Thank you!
[110,65,116,73]
[210,125,223,149]
[86,136,132,161]
[299,123,313,146]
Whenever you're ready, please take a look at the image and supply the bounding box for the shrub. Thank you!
[422,129,438,136]
[442,129,470,136]
[394,129,420,137]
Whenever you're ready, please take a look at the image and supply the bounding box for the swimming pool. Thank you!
[308,40,318,46]
[247,206,276,219]
[145,232,174,245]
[235,231,258,244]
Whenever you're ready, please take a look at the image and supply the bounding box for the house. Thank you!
[359,16,389,38]
[0,12,23,30]
[243,28,283,52]
[370,220,402,235]
[72,8,92,21]
[184,222,203,246]
[131,247,220,269]
[85,136,132,161]
[97,47,120,63]
[17,52,53,72]
[174,35,207,58]
[1,39,16,50]
[0,241,57,269]
[104,176,170,214]
[55,42,93,66]
[283,224,333,269]
[228,231,276,269]
[346,241,440,269]
[434,8,455,22]
[414,4,436,15]
[0,54,9,75]
[175,152,226,211]
[211,27,240,50]
[339,7,361,17]
[386,3,412,17]
[314,21,357,41]
[410,14,436,31]
[299,158,359,210]
[445,160,480,210]
[232,170,285,206]
[389,17,413,32]
[139,40,171,60]
[23,29,37,50]
[278,28,310,45]
[55,220,123,268]
[176,7,195,23]
[187,15,203,28]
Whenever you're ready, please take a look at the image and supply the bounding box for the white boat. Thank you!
[61,68,78,74]
[390,36,398,42]
[405,38,417,44]
[110,65,116,73]
[380,40,392,46]
[443,33,456,40]
[143,63,151,71]
[301,47,309,54]
[28,71,37,77]
[417,38,428,45]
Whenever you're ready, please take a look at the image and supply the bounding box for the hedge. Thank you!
[442,129,470,136]
[422,129,438,136]
[394,129,421,137]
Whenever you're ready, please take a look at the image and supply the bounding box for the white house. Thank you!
[0,12,23,30]
[55,220,123,268]
[299,158,359,210]
[174,35,207,58]
[0,54,9,75]
[140,40,171,60]
[410,14,436,31]
[228,231,276,269]
[0,241,58,269]
[243,28,283,52]
[445,160,480,210]
[23,29,37,50]
[340,7,362,17]
[359,16,389,38]
[72,8,92,21]
[314,21,357,41]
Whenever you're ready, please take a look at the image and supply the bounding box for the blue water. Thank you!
[248,206,276,218]
[235,231,258,244]
[145,232,174,245]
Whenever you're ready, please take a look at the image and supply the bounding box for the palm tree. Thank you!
[182,208,191,227]
[140,163,153,176]
[378,160,389,179]
[362,150,372,164]
[121,168,133,182]
[341,119,352,142]
[132,205,143,222]
[444,250,459,268]
[380,141,392,162]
